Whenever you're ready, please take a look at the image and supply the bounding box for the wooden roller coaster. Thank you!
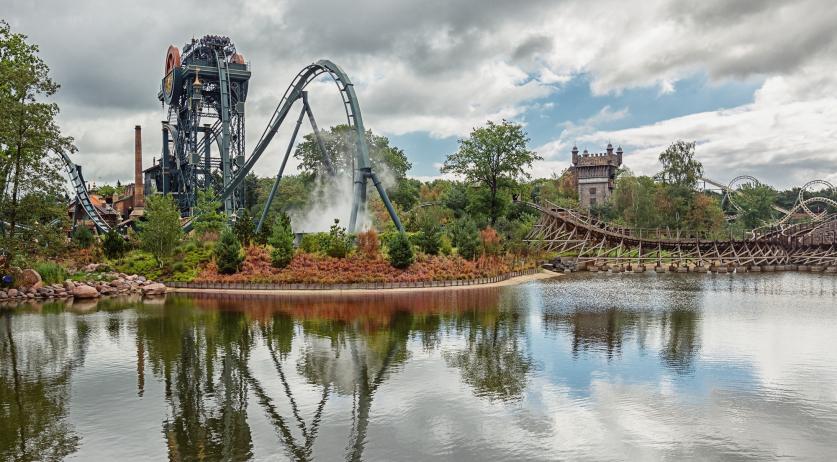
[522,200,837,270]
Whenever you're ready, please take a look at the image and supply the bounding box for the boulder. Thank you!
[64,280,75,291]
[8,288,19,297]
[19,269,42,288]
[72,285,99,299]
[142,283,167,296]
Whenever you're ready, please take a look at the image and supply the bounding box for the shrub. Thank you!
[414,219,441,255]
[72,226,94,249]
[387,232,414,269]
[34,261,68,285]
[102,228,128,259]
[172,239,214,282]
[268,213,294,268]
[355,229,380,259]
[439,234,453,256]
[215,228,244,274]
[300,233,329,254]
[480,226,502,256]
[114,251,161,280]
[326,219,350,258]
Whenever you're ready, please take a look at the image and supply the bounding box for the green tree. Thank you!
[735,184,777,229]
[413,218,441,255]
[214,227,244,274]
[139,195,183,266]
[233,209,254,247]
[656,140,703,189]
[441,120,541,224]
[192,189,226,238]
[268,213,294,268]
[72,226,94,249]
[0,21,75,259]
[450,217,481,260]
[102,227,128,259]
[387,232,414,269]
[294,125,412,180]
[96,184,116,199]
[388,177,422,211]
[610,175,659,228]
[443,182,470,218]
[326,219,350,258]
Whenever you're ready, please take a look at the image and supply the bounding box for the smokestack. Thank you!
[134,125,144,208]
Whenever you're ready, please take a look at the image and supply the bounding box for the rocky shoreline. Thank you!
[0,268,166,303]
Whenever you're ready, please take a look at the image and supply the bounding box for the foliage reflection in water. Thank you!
[2,272,837,460]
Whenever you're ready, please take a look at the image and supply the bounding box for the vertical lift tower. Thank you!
[153,35,249,217]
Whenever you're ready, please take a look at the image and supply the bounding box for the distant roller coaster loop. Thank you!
[798,180,836,218]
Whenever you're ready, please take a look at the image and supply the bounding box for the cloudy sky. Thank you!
[6,0,837,188]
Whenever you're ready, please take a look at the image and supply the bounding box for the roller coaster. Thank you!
[524,176,837,270]
[61,35,403,234]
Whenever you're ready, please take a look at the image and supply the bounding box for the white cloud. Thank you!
[6,0,837,186]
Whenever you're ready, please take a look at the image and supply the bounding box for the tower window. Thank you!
[589,187,597,195]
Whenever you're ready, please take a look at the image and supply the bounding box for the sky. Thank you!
[5,0,837,189]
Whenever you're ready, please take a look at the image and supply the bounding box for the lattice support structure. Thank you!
[523,200,837,269]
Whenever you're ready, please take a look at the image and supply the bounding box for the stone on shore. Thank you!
[72,285,100,299]
[142,283,167,295]
[19,269,43,289]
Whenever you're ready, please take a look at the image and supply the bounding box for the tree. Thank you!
[139,194,183,266]
[413,218,442,255]
[268,213,294,268]
[102,227,128,259]
[294,125,412,180]
[450,217,481,260]
[233,209,254,247]
[657,141,703,189]
[0,21,75,259]
[97,184,116,200]
[441,120,541,224]
[326,219,350,258]
[72,226,94,249]
[610,174,659,228]
[215,227,244,274]
[735,184,777,229]
[443,182,470,218]
[684,194,725,235]
[388,177,422,211]
[192,189,226,238]
[387,232,414,269]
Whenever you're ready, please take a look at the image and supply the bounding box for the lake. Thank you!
[2,272,837,461]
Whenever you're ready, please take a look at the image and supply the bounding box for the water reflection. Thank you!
[1,307,90,461]
[131,290,512,461]
[1,273,837,460]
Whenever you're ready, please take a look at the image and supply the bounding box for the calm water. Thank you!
[2,273,837,461]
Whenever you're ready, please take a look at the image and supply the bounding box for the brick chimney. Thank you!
[134,125,144,208]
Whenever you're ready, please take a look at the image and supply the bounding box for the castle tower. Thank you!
[569,143,623,208]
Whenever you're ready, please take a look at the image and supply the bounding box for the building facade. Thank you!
[570,143,623,208]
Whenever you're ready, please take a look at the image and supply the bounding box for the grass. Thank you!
[34,261,69,285]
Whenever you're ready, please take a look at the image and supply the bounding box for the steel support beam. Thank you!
[256,104,307,233]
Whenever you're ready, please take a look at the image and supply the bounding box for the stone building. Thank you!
[570,143,623,208]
